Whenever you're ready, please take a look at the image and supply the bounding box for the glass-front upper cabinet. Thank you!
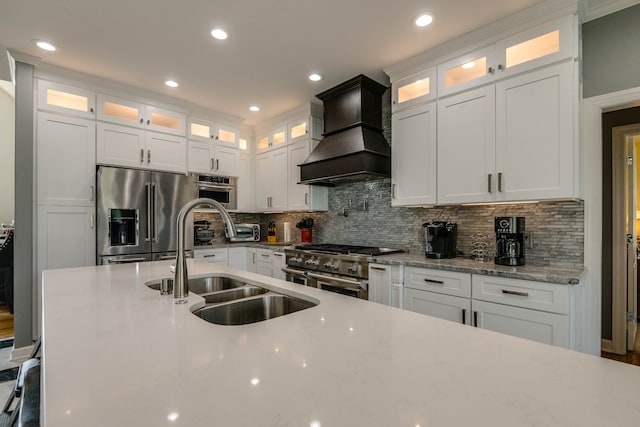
[271,126,287,148]
[288,118,309,144]
[37,80,96,119]
[215,124,239,148]
[495,14,574,79]
[256,135,271,153]
[392,67,436,112]
[97,94,185,136]
[438,46,496,97]
[188,119,239,147]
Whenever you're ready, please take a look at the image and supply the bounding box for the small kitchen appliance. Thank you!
[224,223,260,242]
[194,220,214,245]
[423,222,458,259]
[494,216,525,266]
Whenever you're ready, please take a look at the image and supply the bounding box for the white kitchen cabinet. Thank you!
[188,118,239,148]
[255,148,287,212]
[403,267,471,324]
[437,86,496,204]
[256,248,274,277]
[187,140,239,177]
[228,246,247,270]
[287,140,328,211]
[256,134,271,154]
[37,206,96,276]
[472,299,568,347]
[391,101,437,206]
[245,247,257,273]
[404,288,472,325]
[97,93,186,136]
[37,112,96,207]
[236,151,254,212]
[37,80,96,119]
[471,274,576,349]
[97,122,186,173]
[272,251,286,281]
[437,61,576,204]
[194,247,228,266]
[368,264,402,308]
[437,14,574,97]
[391,67,436,113]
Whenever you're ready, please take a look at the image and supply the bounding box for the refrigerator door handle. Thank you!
[153,183,159,242]
[145,182,152,242]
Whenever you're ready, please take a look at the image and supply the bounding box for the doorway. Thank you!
[602,106,640,354]
[0,79,14,341]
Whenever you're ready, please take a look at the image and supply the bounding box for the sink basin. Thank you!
[193,294,316,325]
[145,275,247,294]
[201,286,268,304]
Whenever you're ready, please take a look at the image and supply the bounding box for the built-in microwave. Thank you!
[194,175,237,210]
[225,223,260,242]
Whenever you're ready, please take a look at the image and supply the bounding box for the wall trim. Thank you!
[10,343,34,364]
[582,85,640,355]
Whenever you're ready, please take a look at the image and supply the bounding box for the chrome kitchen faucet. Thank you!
[173,198,237,303]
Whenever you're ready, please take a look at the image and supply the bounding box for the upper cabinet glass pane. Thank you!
[191,122,211,139]
[505,30,560,69]
[289,122,307,140]
[47,89,89,112]
[151,112,181,130]
[218,128,237,144]
[239,138,248,150]
[445,57,487,88]
[272,130,286,146]
[104,101,140,123]
[398,78,430,104]
[257,136,270,150]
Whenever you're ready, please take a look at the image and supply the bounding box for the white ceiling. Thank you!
[0,0,635,125]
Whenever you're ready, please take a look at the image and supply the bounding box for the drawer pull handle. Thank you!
[501,289,529,297]
[261,254,270,257]
[424,278,444,285]
[203,254,216,258]
[371,266,386,271]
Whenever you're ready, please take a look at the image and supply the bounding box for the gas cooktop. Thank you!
[293,244,403,256]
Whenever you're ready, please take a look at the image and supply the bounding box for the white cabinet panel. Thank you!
[495,61,575,201]
[37,80,96,118]
[404,267,471,298]
[391,102,437,206]
[146,132,187,173]
[37,113,96,207]
[272,252,286,281]
[472,300,568,347]
[228,246,247,270]
[97,122,146,169]
[188,141,215,174]
[404,288,471,325]
[369,264,391,306]
[437,86,496,204]
[237,151,254,212]
[391,68,436,113]
[194,248,228,266]
[287,140,328,211]
[255,148,287,212]
[214,146,239,177]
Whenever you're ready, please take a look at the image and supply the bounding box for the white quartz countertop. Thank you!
[42,260,639,426]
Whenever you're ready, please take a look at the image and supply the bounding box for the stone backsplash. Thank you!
[196,177,584,266]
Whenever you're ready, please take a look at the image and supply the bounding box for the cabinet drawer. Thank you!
[256,249,273,264]
[472,275,568,314]
[194,248,228,263]
[404,267,471,298]
[404,288,471,325]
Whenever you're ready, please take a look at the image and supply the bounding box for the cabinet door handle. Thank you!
[488,66,495,75]
[90,107,94,113]
[261,253,270,257]
[252,252,256,263]
[498,64,504,71]
[147,150,151,164]
[392,183,396,199]
[211,134,215,139]
[273,253,283,257]
[488,174,492,193]
[216,159,219,170]
[498,172,503,192]
[89,185,95,201]
[371,266,386,271]
[140,149,144,163]
[462,309,466,325]
[89,213,95,229]
[473,311,478,327]
[305,193,308,205]
[139,118,144,124]
[215,135,219,140]
[501,289,529,297]
[424,278,444,285]
[210,158,214,170]
[147,119,151,125]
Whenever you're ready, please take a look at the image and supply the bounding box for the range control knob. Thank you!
[323,262,332,269]
[288,257,301,265]
[331,264,340,271]
[311,260,320,267]
[347,265,359,274]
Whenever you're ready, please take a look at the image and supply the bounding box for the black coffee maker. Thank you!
[494,216,525,266]
[423,222,458,259]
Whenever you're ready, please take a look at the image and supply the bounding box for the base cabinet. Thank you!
[194,248,228,266]
[228,247,247,270]
[272,252,286,281]
[369,264,402,308]
[404,288,471,325]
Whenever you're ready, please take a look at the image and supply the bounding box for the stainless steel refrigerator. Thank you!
[97,166,197,264]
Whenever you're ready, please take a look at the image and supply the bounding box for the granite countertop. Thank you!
[370,252,584,285]
[41,261,639,426]
[193,242,295,251]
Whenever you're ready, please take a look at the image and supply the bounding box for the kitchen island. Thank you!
[42,260,639,426]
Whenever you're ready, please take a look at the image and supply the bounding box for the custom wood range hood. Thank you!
[298,74,390,186]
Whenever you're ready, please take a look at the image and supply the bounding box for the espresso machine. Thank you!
[423,222,458,259]
[494,216,525,266]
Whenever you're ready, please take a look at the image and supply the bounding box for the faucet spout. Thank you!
[173,198,237,302]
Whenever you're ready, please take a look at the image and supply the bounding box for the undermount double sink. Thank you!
[146,275,317,325]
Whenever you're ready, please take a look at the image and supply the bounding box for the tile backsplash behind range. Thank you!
[266,178,584,266]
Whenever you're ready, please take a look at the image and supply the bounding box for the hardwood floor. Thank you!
[601,328,640,366]
[0,307,13,341]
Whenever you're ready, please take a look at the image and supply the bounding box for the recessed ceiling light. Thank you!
[35,40,56,51]
[211,28,228,40]
[308,73,322,82]
[165,80,179,88]
[415,14,433,27]
[461,61,476,70]
[249,105,260,112]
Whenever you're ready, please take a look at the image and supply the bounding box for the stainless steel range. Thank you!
[283,244,403,299]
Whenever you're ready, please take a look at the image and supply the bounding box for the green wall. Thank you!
[583,4,640,98]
